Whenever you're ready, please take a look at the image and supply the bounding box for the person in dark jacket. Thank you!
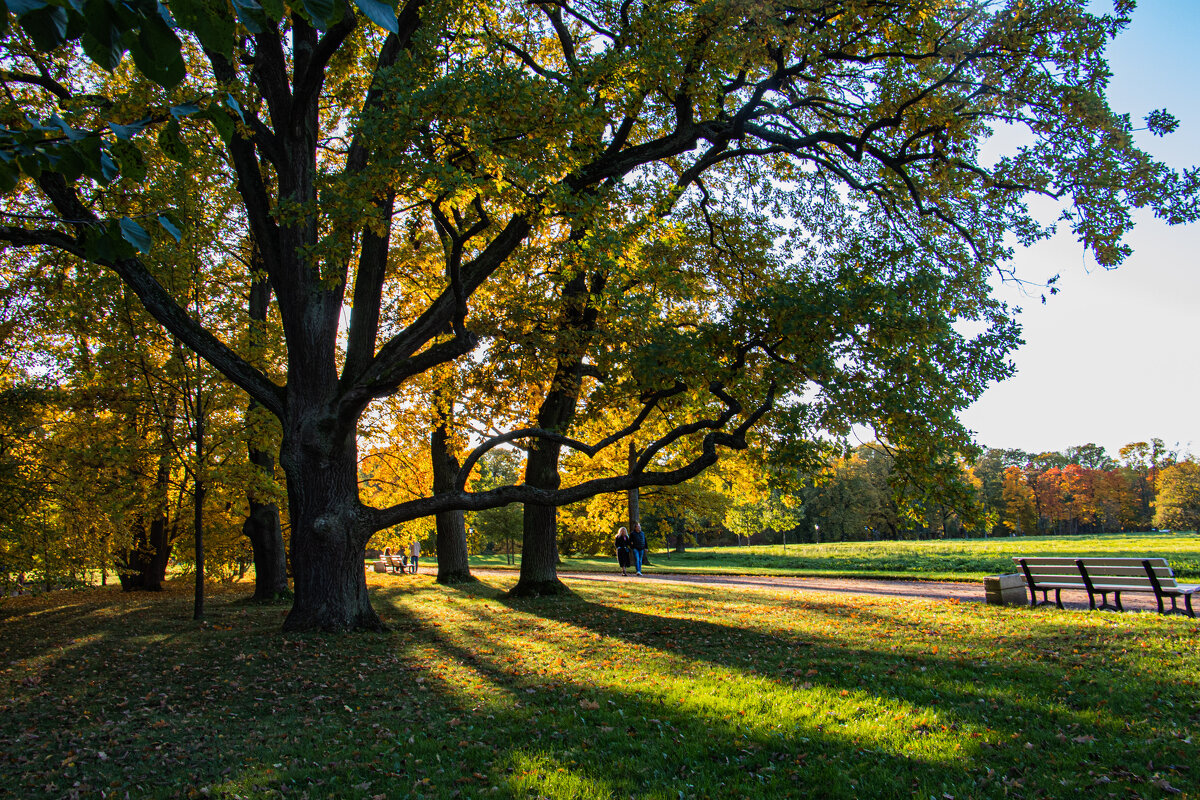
[614,527,631,576]
[629,522,648,576]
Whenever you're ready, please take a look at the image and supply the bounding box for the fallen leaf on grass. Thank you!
[579,699,599,710]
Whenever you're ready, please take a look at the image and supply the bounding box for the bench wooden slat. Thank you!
[1018,565,1173,578]
[1020,568,1174,580]
[1015,557,1169,568]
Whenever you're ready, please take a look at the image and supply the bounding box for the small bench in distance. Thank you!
[386,554,416,574]
[1013,556,1198,617]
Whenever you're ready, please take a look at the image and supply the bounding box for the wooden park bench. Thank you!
[386,554,415,574]
[1013,556,1198,617]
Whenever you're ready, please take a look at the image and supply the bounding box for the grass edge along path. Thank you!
[1,571,1197,799]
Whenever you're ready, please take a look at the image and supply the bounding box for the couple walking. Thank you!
[614,523,647,576]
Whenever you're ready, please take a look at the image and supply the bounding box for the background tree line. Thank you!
[464,437,1200,556]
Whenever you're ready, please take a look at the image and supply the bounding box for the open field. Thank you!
[2,571,1198,799]
[467,531,1200,582]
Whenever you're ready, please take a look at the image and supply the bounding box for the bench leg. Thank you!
[1156,594,1196,617]
[1030,589,1060,609]
[1017,559,1039,607]
[1093,591,1121,613]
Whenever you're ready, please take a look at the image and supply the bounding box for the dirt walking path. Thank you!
[472,568,1169,613]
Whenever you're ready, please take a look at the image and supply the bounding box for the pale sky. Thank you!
[958,1,1200,460]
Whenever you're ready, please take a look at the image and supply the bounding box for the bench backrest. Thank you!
[1013,556,1179,591]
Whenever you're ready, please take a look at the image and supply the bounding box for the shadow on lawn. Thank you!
[0,578,1194,799]
[446,577,1196,795]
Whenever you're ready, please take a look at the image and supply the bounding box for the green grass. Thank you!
[467,531,1200,582]
[2,571,1198,799]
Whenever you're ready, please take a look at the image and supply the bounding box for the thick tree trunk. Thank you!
[118,515,163,591]
[512,389,574,596]
[431,421,474,584]
[279,418,381,632]
[513,450,566,597]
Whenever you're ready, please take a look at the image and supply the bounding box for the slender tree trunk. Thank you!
[241,257,289,601]
[242,475,288,599]
[242,402,288,600]
[512,264,602,597]
[193,393,205,621]
[627,440,640,530]
[119,413,176,592]
[431,419,474,584]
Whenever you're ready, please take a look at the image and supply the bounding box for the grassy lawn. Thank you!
[2,572,1198,799]
[468,531,1200,582]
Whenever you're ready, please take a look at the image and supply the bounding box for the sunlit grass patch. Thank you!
[481,530,1200,582]
[0,571,1197,798]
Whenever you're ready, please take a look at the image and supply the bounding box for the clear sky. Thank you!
[958,1,1200,460]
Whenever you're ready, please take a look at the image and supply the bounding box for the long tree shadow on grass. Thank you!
[449,576,1198,796]
[373,580,1013,798]
[0,578,1195,798]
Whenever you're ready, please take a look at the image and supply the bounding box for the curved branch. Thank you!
[0,69,70,100]
[453,380,687,489]
[370,388,776,529]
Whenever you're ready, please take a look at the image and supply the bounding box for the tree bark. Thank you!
[512,438,568,596]
[119,408,176,592]
[431,419,474,584]
[512,265,601,597]
[279,410,381,632]
[242,473,289,600]
[193,391,205,621]
[241,266,288,601]
[627,440,640,530]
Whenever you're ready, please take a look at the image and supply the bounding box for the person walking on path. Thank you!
[615,527,632,576]
[630,523,648,576]
[409,539,421,574]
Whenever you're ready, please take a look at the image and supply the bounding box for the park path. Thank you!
[471,568,1169,613]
